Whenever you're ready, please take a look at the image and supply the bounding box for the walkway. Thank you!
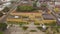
[4,24,45,34]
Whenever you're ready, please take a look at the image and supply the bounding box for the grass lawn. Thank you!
[22,26,28,31]
[30,30,37,32]
[0,32,3,34]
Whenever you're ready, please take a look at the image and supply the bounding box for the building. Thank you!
[6,0,56,24]
[7,10,56,24]
[1,0,10,2]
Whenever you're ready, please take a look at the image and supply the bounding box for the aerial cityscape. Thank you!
[0,0,60,34]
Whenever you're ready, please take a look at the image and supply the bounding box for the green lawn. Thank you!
[0,32,3,34]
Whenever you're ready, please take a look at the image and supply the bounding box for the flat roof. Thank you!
[42,13,55,20]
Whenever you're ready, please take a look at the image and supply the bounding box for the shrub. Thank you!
[17,6,35,12]
[0,12,3,17]
[54,8,59,12]
[19,22,27,27]
[30,30,37,32]
[0,31,3,34]
[22,26,28,31]
[44,21,56,26]
[40,4,47,11]
[37,27,42,30]
[0,23,7,31]
[34,23,40,25]
[41,4,47,7]
[51,26,60,33]
[2,7,9,12]
[33,1,37,7]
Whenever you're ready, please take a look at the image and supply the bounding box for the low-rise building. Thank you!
[6,0,56,24]
[7,10,56,24]
[1,0,10,2]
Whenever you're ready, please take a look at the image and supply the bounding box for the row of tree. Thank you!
[0,23,7,31]
[0,7,10,17]
[17,6,36,12]
[17,3,47,12]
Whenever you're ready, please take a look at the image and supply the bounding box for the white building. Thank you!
[55,2,60,5]
[0,0,11,11]
[1,0,10,2]
[3,2,11,7]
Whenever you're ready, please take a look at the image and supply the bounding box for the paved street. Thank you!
[48,4,60,25]
[4,24,45,34]
[4,25,24,34]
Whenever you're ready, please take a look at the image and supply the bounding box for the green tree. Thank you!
[0,12,3,17]
[2,7,9,12]
[41,4,47,11]
[0,31,3,34]
[17,6,35,12]
[0,23,7,31]
[33,0,38,7]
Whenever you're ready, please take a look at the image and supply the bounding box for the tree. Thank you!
[33,1,37,7]
[54,8,59,12]
[41,3,47,7]
[41,4,47,11]
[17,6,35,12]
[0,12,3,17]
[0,31,3,34]
[0,23,7,31]
[2,7,9,12]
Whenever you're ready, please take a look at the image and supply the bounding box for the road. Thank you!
[48,5,60,25]
[0,0,21,23]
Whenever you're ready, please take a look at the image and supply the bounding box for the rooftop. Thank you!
[42,13,55,20]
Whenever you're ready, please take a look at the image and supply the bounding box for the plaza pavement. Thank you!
[4,24,45,34]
